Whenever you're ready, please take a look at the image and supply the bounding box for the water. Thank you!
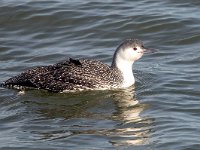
[0,0,200,149]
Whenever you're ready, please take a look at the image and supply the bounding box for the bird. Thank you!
[2,39,150,93]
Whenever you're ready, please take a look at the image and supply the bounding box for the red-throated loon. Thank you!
[2,39,151,92]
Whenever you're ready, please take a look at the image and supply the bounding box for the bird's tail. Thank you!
[0,81,15,88]
[0,82,5,87]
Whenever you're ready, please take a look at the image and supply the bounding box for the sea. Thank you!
[0,0,200,149]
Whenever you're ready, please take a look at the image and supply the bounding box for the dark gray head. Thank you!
[117,39,145,51]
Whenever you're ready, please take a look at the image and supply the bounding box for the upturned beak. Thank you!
[142,46,156,53]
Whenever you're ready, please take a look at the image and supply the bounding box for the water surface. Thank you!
[0,0,200,149]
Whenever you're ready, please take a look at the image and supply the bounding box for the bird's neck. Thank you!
[111,56,135,88]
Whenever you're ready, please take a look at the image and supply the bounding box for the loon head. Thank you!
[111,39,150,87]
[112,39,149,65]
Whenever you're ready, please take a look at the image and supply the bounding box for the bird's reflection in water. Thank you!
[23,87,152,147]
[108,87,152,146]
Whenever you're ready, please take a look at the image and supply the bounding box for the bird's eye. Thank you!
[133,47,137,51]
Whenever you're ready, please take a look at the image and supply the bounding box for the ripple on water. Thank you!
[1,0,200,149]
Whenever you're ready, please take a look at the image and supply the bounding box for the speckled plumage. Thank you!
[2,39,149,92]
[3,58,123,92]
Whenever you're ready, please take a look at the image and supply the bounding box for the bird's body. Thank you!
[2,39,150,92]
[4,59,123,92]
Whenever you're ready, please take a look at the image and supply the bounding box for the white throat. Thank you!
[112,55,135,88]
